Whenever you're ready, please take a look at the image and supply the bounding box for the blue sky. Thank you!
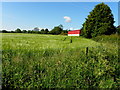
[2,2,118,31]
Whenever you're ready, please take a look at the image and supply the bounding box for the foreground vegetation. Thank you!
[2,33,119,88]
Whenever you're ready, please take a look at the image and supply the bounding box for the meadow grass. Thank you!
[2,33,119,88]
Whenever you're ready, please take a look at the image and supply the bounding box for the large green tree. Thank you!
[82,3,116,38]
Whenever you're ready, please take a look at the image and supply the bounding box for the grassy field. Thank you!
[2,33,119,88]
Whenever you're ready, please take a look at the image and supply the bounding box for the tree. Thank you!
[49,25,63,35]
[2,30,8,33]
[60,30,68,35]
[81,3,116,38]
[44,28,49,34]
[58,24,63,29]
[15,28,22,33]
[117,25,120,29]
[41,29,44,31]
[117,25,120,34]
[22,30,27,33]
[28,30,32,33]
[41,29,45,34]
[10,31,15,33]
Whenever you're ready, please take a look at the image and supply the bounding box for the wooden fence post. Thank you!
[70,37,72,43]
[86,47,88,56]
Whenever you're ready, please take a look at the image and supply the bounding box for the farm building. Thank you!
[33,27,39,31]
[68,30,81,36]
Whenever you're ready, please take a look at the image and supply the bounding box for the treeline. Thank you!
[0,24,68,35]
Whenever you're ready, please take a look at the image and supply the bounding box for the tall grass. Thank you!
[2,33,119,88]
[92,34,118,47]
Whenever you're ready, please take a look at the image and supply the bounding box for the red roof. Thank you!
[68,30,81,34]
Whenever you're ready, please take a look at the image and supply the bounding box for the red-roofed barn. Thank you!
[68,30,81,36]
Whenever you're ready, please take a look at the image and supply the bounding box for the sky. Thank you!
[1,0,120,2]
[1,2,118,31]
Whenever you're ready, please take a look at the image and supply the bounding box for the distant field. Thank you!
[2,33,119,88]
[2,33,101,50]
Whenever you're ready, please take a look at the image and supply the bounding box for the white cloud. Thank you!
[63,16,71,23]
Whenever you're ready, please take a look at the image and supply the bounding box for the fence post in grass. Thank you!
[70,37,72,43]
[86,47,88,56]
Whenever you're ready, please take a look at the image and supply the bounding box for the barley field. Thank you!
[2,33,119,88]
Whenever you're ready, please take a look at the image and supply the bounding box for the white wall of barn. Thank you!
[68,34,80,36]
